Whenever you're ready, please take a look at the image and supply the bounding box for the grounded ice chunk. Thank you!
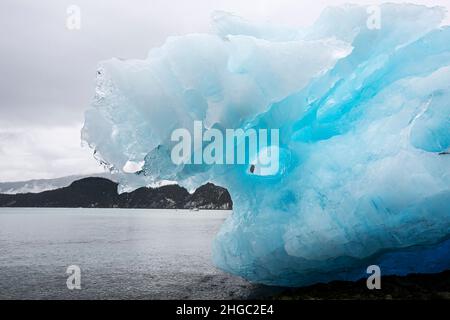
[82,4,450,286]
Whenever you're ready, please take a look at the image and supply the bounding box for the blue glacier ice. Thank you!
[82,4,450,286]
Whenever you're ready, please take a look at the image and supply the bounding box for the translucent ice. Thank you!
[82,4,450,286]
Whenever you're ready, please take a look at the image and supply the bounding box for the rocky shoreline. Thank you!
[262,270,450,300]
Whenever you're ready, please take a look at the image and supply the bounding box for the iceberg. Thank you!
[82,3,450,286]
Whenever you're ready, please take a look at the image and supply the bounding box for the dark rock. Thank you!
[184,182,233,210]
[268,270,450,300]
[0,177,232,210]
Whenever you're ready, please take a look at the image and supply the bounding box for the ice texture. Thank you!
[82,4,450,286]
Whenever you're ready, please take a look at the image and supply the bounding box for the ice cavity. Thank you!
[82,4,450,286]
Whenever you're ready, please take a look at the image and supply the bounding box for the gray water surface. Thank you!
[0,208,261,300]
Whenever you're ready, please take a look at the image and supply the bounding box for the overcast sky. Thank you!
[0,0,449,182]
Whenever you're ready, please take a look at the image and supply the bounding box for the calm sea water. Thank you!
[0,208,263,300]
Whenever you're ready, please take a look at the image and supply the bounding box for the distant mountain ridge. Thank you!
[0,173,113,194]
[0,177,232,210]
